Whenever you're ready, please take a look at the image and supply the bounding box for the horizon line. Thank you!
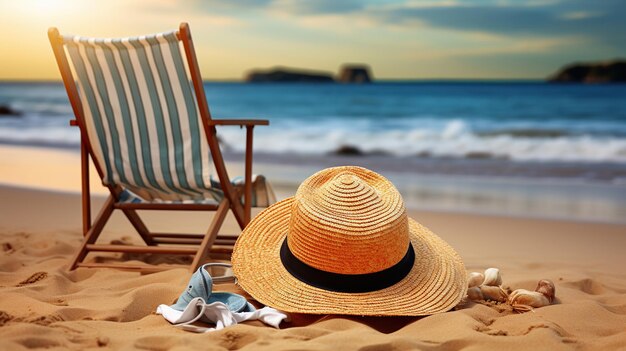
[0,77,550,84]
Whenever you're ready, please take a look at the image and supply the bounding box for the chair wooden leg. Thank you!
[190,199,230,271]
[244,125,254,225]
[121,209,154,245]
[227,198,245,230]
[69,195,115,270]
[81,141,91,236]
[227,187,247,230]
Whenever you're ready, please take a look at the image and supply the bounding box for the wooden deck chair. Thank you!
[48,23,274,273]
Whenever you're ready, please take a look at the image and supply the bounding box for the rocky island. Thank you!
[245,64,373,83]
[548,59,626,83]
[338,65,372,83]
[245,67,334,83]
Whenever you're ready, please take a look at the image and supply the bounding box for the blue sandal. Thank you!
[170,263,255,312]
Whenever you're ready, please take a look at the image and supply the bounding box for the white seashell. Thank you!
[467,286,484,301]
[535,279,555,303]
[479,285,508,303]
[509,288,532,302]
[509,289,550,312]
[483,268,502,286]
[468,272,485,288]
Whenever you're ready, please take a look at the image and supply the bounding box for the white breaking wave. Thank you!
[2,117,626,163]
[0,125,80,147]
[217,119,626,163]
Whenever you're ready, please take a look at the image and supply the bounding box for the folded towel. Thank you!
[156,297,288,333]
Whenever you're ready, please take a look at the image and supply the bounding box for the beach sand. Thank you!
[0,145,625,350]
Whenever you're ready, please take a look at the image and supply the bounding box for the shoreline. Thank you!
[1,143,626,224]
[232,151,626,184]
[2,140,626,185]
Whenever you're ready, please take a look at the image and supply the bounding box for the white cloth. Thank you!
[156,297,288,333]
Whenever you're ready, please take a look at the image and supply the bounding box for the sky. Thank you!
[0,0,624,80]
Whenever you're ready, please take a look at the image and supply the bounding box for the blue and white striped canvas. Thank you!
[63,31,222,202]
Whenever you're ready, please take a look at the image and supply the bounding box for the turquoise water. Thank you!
[2,81,626,163]
[1,81,626,222]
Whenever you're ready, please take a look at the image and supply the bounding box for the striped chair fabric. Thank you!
[119,174,277,208]
[64,31,222,203]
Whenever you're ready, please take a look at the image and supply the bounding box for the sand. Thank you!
[1,145,625,350]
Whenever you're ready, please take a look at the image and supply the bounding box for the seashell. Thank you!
[509,289,550,312]
[479,285,508,303]
[467,286,484,301]
[483,268,502,286]
[468,272,485,288]
[535,279,555,303]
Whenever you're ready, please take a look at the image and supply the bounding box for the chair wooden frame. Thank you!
[48,23,268,273]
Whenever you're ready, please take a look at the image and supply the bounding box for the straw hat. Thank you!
[232,166,467,316]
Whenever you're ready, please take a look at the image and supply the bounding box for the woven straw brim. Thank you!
[232,197,468,316]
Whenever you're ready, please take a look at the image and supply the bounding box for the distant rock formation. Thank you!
[0,105,21,117]
[245,67,334,83]
[245,64,375,83]
[338,65,372,83]
[548,60,626,83]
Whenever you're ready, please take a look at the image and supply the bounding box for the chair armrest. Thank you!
[208,118,267,225]
[209,119,269,126]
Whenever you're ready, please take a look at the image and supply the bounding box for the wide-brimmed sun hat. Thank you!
[232,166,467,316]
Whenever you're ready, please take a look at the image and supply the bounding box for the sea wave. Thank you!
[476,129,570,138]
[2,115,626,163]
[217,120,626,163]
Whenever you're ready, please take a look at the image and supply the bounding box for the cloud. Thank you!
[367,0,626,48]
[241,0,625,50]
[270,0,366,15]
[189,0,274,13]
[178,0,626,52]
[377,6,555,34]
[560,11,602,20]
[187,0,380,15]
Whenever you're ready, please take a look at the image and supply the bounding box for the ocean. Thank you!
[1,81,626,222]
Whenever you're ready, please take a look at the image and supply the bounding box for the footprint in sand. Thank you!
[18,314,64,326]
[563,278,606,295]
[2,242,13,253]
[16,272,48,287]
[0,311,14,326]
